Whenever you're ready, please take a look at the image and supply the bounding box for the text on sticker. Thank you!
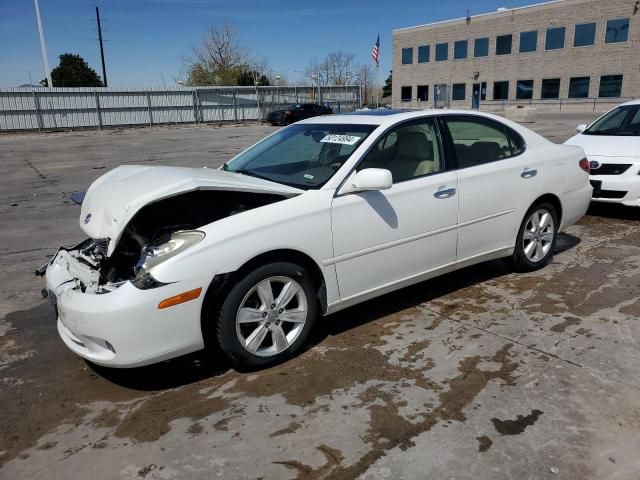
[320,134,361,145]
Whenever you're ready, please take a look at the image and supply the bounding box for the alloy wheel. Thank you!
[235,276,308,357]
[522,208,555,263]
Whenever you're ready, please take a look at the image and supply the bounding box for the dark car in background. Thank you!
[266,103,333,125]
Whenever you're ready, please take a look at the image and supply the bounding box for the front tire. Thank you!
[215,262,318,369]
[511,202,558,272]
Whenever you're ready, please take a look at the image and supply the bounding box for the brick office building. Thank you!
[392,0,640,109]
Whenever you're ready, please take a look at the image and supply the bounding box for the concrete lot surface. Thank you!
[1,113,640,479]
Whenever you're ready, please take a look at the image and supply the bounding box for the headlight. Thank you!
[135,230,205,275]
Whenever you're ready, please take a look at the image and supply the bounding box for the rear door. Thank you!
[440,114,542,261]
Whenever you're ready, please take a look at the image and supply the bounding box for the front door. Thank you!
[330,117,458,302]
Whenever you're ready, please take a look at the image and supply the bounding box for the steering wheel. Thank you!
[317,142,342,167]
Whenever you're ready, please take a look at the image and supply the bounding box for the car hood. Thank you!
[79,165,303,254]
[565,133,640,158]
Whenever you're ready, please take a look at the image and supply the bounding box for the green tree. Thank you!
[382,70,392,98]
[237,69,270,86]
[42,54,103,87]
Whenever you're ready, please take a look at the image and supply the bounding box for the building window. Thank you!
[599,75,623,97]
[454,40,468,59]
[435,43,448,61]
[516,80,534,100]
[418,45,430,63]
[545,27,566,50]
[401,47,413,65]
[401,86,412,101]
[541,78,561,99]
[605,18,629,43]
[519,31,537,53]
[568,77,590,98]
[474,37,489,57]
[496,34,512,55]
[493,81,509,100]
[574,22,596,47]
[452,83,466,100]
[417,85,429,101]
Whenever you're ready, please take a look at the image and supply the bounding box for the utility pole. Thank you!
[34,0,52,87]
[96,6,108,87]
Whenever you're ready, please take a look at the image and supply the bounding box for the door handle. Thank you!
[521,168,538,179]
[434,187,456,199]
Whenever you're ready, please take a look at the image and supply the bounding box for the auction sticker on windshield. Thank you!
[320,134,361,145]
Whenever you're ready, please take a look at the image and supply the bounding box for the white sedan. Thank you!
[39,110,591,369]
[565,99,640,207]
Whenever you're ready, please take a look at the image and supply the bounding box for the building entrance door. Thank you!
[434,84,448,108]
[472,83,480,109]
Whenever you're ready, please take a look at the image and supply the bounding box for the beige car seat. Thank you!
[389,131,435,181]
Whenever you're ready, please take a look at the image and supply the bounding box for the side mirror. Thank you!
[339,168,393,195]
[576,124,587,133]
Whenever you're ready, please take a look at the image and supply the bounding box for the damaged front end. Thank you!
[38,189,291,295]
[35,164,302,367]
[36,238,112,294]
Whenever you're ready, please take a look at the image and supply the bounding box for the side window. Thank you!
[507,127,526,156]
[444,116,523,168]
[358,119,442,183]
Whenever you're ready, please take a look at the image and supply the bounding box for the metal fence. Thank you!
[392,97,637,113]
[0,85,362,132]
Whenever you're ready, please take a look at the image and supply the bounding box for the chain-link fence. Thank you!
[0,85,362,132]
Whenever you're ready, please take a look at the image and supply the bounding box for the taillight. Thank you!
[579,157,590,173]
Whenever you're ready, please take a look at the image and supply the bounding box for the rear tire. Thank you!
[511,202,558,272]
[215,262,318,369]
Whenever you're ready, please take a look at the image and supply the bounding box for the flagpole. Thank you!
[376,33,380,108]
[363,68,367,106]
[34,0,52,88]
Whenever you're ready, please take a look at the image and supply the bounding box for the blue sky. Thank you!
[0,0,551,87]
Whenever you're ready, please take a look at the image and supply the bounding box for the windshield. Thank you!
[224,123,376,189]
[584,105,640,136]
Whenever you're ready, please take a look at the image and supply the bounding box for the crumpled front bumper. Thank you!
[43,246,211,368]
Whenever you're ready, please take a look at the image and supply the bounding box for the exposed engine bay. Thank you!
[102,190,288,284]
[39,190,289,292]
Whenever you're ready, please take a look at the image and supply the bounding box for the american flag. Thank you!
[371,34,380,67]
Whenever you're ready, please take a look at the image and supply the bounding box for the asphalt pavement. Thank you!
[2,112,640,480]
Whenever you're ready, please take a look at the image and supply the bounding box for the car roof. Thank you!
[298,108,502,125]
[619,99,640,107]
[297,108,550,146]
[347,108,413,116]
